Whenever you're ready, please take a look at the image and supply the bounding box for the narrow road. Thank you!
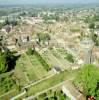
[10,91,26,100]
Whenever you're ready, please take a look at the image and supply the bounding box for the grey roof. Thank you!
[53,66,62,72]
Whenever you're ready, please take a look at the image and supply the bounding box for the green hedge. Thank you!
[34,51,50,71]
[64,53,74,63]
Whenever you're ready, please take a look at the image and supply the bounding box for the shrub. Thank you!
[34,51,50,71]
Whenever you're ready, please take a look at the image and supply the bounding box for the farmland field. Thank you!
[41,48,71,70]
[14,53,48,86]
[0,52,50,99]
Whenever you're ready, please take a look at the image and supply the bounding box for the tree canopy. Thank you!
[0,49,16,74]
[89,23,95,29]
[26,47,34,55]
[74,64,99,99]
[37,33,51,45]
[0,52,7,74]
[65,53,74,63]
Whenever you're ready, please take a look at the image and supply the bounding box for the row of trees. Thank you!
[74,64,99,99]
[64,53,74,63]
[89,23,99,46]
[43,14,60,22]
[84,15,99,24]
[0,23,4,30]
[4,18,18,26]
[36,33,51,46]
[84,15,99,46]
[36,90,66,100]
[0,18,18,30]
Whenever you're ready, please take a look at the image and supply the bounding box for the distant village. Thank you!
[0,7,99,66]
[0,5,99,100]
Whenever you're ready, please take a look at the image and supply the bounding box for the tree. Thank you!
[89,23,95,29]
[4,49,14,64]
[90,33,99,46]
[96,37,99,46]
[4,49,17,71]
[91,33,97,42]
[11,20,18,26]
[26,48,34,55]
[0,49,17,73]
[63,17,68,22]
[65,53,74,63]
[0,76,14,92]
[4,18,10,25]
[0,23,3,29]
[74,64,99,99]
[0,52,7,74]
[36,33,43,45]
[37,33,51,46]
[45,34,51,45]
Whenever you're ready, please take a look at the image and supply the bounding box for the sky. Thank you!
[0,0,99,5]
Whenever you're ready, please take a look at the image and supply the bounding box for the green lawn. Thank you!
[25,71,68,97]
[14,53,48,85]
[41,50,63,68]
[28,54,48,79]
[41,49,69,71]
[0,49,77,100]
[23,69,78,99]
[14,55,29,85]
[0,52,50,99]
[51,48,74,63]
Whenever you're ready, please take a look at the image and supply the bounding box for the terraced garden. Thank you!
[23,70,69,98]
[14,53,49,86]
[41,48,72,70]
[0,51,51,99]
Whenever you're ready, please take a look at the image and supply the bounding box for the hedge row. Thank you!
[34,51,50,71]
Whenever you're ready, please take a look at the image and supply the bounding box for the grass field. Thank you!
[22,69,78,99]
[0,52,50,99]
[41,48,71,70]
[0,51,78,100]
[14,53,48,86]
[24,70,69,97]
[0,49,76,100]
[41,50,63,67]
[28,54,48,80]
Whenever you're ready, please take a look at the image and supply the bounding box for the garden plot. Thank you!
[14,55,28,86]
[41,50,62,68]
[28,54,48,79]
[41,49,71,70]
[15,53,48,85]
